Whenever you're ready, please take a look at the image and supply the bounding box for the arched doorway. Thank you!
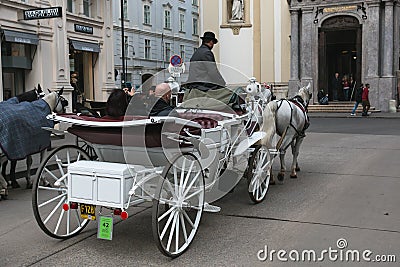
[318,16,362,101]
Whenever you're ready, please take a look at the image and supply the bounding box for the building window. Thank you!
[179,13,185,32]
[192,0,198,6]
[192,17,198,35]
[165,42,171,61]
[83,0,91,17]
[67,0,73,12]
[144,5,151,24]
[145,39,151,59]
[164,10,171,29]
[123,0,128,20]
[180,45,185,61]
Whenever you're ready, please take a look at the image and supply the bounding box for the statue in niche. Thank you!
[231,0,244,21]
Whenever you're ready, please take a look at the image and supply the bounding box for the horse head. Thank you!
[298,83,312,108]
[43,87,68,113]
[16,84,44,103]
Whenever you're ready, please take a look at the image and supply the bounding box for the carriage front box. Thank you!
[68,161,135,209]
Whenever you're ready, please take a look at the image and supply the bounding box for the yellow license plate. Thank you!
[80,204,96,220]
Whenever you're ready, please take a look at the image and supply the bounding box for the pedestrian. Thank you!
[186,31,226,91]
[317,89,329,105]
[0,172,8,200]
[362,83,371,116]
[342,75,350,101]
[70,72,82,112]
[331,72,341,101]
[350,83,363,116]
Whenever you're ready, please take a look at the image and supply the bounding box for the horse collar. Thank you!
[290,96,307,113]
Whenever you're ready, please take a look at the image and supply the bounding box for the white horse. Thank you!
[260,84,312,182]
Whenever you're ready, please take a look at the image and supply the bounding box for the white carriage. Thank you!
[32,78,275,257]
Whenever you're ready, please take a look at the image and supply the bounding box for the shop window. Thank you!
[1,42,31,57]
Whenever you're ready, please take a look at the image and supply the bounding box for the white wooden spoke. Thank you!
[184,188,203,201]
[66,209,70,235]
[173,165,179,197]
[180,213,188,242]
[158,206,175,222]
[182,161,194,195]
[182,210,195,228]
[38,192,67,208]
[175,211,180,253]
[38,186,64,192]
[166,212,178,251]
[67,150,70,165]
[164,179,178,200]
[54,208,65,234]
[55,155,65,177]
[182,172,200,198]
[160,210,176,240]
[44,168,59,181]
[179,158,186,196]
[43,196,65,224]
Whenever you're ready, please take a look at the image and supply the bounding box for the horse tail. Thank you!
[260,101,277,148]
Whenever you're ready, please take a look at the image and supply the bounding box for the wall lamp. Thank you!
[357,3,367,20]
[313,7,323,24]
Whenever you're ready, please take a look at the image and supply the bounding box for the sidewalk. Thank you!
[308,112,400,119]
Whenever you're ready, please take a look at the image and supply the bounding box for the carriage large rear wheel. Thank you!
[152,153,205,257]
[32,145,91,239]
[247,145,271,204]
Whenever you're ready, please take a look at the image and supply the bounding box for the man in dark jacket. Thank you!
[350,84,363,116]
[186,31,226,91]
[150,83,174,116]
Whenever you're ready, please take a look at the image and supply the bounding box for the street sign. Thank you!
[23,7,62,20]
[170,55,182,67]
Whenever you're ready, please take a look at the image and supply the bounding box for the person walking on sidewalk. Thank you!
[362,84,371,116]
[350,84,363,116]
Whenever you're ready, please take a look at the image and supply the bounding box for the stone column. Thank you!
[52,0,73,112]
[0,38,3,101]
[365,1,380,78]
[100,0,117,100]
[289,9,299,81]
[300,8,314,86]
[382,0,394,76]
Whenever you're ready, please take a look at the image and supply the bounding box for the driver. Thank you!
[186,31,226,91]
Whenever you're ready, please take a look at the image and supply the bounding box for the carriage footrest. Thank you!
[203,203,221,213]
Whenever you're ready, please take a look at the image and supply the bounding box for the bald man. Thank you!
[150,83,174,116]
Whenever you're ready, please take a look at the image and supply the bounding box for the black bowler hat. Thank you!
[200,31,218,44]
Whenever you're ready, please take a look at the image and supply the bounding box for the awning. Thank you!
[2,29,39,45]
[70,39,100,53]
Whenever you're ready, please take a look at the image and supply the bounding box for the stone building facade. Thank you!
[288,0,400,111]
[112,0,200,90]
[0,0,115,110]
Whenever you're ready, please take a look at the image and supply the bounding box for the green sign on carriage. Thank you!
[98,216,113,240]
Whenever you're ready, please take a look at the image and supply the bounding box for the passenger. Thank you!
[150,83,175,116]
[106,89,129,117]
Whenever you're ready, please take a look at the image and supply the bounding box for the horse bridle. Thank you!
[54,94,68,113]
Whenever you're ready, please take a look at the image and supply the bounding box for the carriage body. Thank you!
[32,81,274,257]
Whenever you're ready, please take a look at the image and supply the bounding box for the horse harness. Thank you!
[276,95,310,138]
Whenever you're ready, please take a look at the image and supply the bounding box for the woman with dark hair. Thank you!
[106,89,129,117]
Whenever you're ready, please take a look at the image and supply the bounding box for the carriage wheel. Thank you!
[152,153,205,257]
[247,145,271,204]
[32,145,91,239]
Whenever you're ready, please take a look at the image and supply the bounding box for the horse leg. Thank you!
[277,150,286,182]
[10,160,20,188]
[290,137,304,178]
[26,156,33,189]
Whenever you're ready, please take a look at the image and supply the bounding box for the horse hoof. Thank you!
[295,167,301,172]
[277,173,285,182]
[269,179,276,185]
[290,174,298,179]
[26,182,33,189]
[11,181,20,189]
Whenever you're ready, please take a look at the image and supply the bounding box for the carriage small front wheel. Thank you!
[152,152,205,257]
[247,145,271,204]
[32,145,91,239]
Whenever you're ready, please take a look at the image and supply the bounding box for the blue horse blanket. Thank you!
[0,98,54,160]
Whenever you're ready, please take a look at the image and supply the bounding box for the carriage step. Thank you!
[203,203,221,213]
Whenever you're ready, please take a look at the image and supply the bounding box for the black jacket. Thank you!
[186,44,226,91]
[150,98,174,116]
